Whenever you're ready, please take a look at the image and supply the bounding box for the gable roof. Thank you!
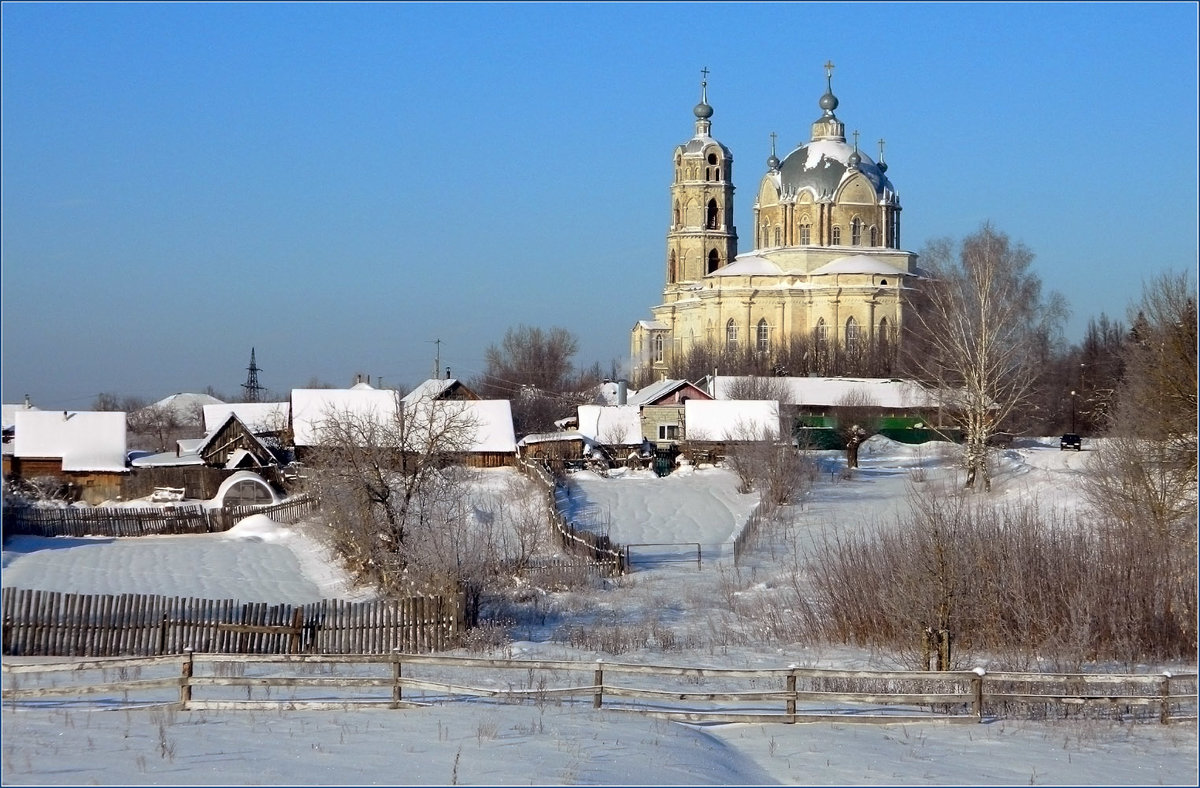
[401,378,479,404]
[202,402,290,434]
[13,411,127,472]
[3,402,40,430]
[196,413,277,468]
[628,379,711,406]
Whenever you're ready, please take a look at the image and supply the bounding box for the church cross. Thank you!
[878,138,886,158]
[700,66,710,82]
[769,131,777,154]
[824,60,835,79]
[852,129,860,150]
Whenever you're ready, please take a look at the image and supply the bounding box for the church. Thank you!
[631,64,921,384]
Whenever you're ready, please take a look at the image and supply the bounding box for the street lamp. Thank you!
[1070,390,1077,433]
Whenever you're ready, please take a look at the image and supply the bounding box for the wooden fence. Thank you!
[2,494,318,539]
[517,459,626,575]
[2,652,1194,725]
[0,587,466,657]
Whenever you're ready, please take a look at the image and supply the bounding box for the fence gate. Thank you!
[624,542,701,571]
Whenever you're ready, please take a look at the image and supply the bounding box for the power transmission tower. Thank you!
[242,347,265,403]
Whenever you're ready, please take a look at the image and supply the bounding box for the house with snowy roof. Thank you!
[202,402,290,438]
[10,410,127,504]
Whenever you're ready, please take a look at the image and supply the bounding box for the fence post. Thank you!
[1160,672,1171,724]
[786,665,797,723]
[921,627,933,671]
[593,659,604,710]
[392,649,403,709]
[972,668,985,722]
[158,612,169,656]
[179,648,194,710]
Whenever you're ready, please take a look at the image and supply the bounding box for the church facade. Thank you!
[631,65,920,384]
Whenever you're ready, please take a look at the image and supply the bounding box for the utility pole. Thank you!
[430,338,441,380]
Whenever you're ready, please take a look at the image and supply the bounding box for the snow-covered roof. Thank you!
[577,405,642,445]
[684,400,780,441]
[517,431,589,447]
[3,402,40,430]
[627,379,686,406]
[144,392,224,425]
[810,255,907,277]
[13,410,127,472]
[420,399,516,453]
[290,388,399,447]
[130,449,205,468]
[710,254,783,277]
[202,402,289,434]
[401,378,472,404]
[710,376,942,409]
[636,320,669,331]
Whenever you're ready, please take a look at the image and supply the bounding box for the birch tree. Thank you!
[904,223,1065,491]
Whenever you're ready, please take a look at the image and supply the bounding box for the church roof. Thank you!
[710,254,783,276]
[777,138,893,202]
[810,255,907,276]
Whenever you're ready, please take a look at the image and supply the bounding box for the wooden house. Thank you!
[627,379,713,447]
[10,410,127,504]
[196,413,279,469]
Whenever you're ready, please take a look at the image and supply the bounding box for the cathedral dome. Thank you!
[776,139,893,201]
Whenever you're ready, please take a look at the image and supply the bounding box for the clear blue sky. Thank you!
[3,2,1197,408]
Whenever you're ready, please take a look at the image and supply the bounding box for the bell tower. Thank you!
[665,69,737,292]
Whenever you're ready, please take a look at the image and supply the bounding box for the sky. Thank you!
[3,437,1197,784]
[2,2,1197,409]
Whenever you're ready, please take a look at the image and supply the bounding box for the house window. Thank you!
[654,333,664,363]
[799,222,811,245]
[707,199,719,229]
[846,316,860,352]
[851,218,862,246]
[726,319,738,351]
[658,424,679,440]
[832,225,842,245]
[707,249,720,274]
[756,318,770,353]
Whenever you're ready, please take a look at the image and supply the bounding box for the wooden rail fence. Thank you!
[1,587,465,657]
[3,653,1194,725]
[2,495,318,539]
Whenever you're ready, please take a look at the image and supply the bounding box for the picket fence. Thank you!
[0,587,466,657]
[517,459,626,575]
[2,495,318,539]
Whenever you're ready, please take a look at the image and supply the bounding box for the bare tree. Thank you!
[833,388,880,470]
[902,223,1066,491]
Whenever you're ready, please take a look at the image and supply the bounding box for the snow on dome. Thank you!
[710,254,783,277]
[778,139,891,200]
[222,513,291,542]
[811,255,907,277]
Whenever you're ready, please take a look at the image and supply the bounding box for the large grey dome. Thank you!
[776,139,892,201]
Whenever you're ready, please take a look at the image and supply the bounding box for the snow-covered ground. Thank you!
[2,437,1196,785]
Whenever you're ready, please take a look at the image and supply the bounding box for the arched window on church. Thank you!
[707,249,720,274]
[851,218,862,246]
[869,225,878,246]
[654,333,664,363]
[726,319,738,352]
[845,316,861,355]
[815,318,828,350]
[673,202,681,228]
[799,221,811,245]
[760,222,769,248]
[707,153,718,183]
[774,226,781,246]
[756,318,770,354]
[878,316,891,345]
[707,199,719,230]
[831,225,842,245]
[668,250,677,284]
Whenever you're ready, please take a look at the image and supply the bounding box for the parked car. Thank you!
[1060,433,1082,451]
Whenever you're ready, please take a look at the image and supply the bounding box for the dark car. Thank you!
[1060,433,1082,451]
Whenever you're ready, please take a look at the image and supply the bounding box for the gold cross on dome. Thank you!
[824,60,835,79]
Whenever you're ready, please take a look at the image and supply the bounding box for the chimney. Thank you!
[23,394,31,409]
[617,379,628,406]
[445,366,451,380]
